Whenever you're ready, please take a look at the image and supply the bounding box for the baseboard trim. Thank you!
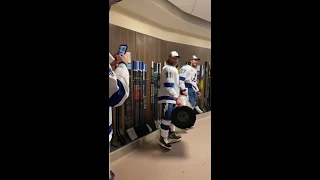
[110,111,211,163]
[197,111,211,119]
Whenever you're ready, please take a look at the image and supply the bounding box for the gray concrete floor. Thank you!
[110,116,211,180]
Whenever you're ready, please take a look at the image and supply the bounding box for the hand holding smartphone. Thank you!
[110,44,129,66]
[118,44,128,56]
[116,44,129,64]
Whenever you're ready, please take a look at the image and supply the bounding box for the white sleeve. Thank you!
[193,69,199,92]
[179,67,189,91]
[109,63,130,107]
[163,68,179,99]
[194,82,199,92]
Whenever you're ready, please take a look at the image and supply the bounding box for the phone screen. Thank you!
[118,45,128,56]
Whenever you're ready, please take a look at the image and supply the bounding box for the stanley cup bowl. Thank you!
[171,95,196,129]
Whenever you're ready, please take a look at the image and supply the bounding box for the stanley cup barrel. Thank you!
[170,95,196,129]
[180,95,193,108]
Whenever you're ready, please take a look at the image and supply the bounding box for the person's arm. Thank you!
[163,68,179,100]
[192,69,201,95]
[194,85,199,92]
[109,63,130,107]
[193,80,200,92]
[179,67,189,93]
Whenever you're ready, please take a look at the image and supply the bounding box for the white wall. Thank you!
[109,6,211,49]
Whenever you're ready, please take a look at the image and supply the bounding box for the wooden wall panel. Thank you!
[194,47,211,108]
[135,32,165,63]
[194,47,211,66]
[135,32,145,61]
[159,40,166,63]
[135,32,166,124]
[135,33,147,124]
[165,41,196,66]
[109,24,120,54]
[109,24,137,59]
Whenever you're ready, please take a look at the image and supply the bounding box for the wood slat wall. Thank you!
[135,32,166,124]
[109,24,211,135]
[165,41,195,66]
[194,47,211,107]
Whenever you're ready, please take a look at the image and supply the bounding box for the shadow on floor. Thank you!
[175,128,188,134]
[134,139,190,159]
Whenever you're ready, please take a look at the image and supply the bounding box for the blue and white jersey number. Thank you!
[180,68,186,74]
[191,73,197,82]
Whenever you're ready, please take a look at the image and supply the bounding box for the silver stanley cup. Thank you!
[179,95,194,109]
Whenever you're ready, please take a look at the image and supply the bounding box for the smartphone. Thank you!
[118,44,128,56]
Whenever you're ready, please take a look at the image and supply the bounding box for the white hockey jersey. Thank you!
[157,65,180,104]
[179,64,199,92]
[109,63,129,142]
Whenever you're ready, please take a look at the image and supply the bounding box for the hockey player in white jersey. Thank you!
[158,51,183,150]
[108,1,128,179]
[179,55,201,106]
[109,53,129,180]
[179,55,202,129]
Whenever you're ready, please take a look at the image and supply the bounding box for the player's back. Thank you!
[158,65,179,104]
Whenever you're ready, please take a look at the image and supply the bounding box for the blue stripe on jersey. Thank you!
[179,76,186,81]
[185,83,193,88]
[109,124,112,134]
[164,83,174,87]
[109,79,126,107]
[158,96,175,101]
